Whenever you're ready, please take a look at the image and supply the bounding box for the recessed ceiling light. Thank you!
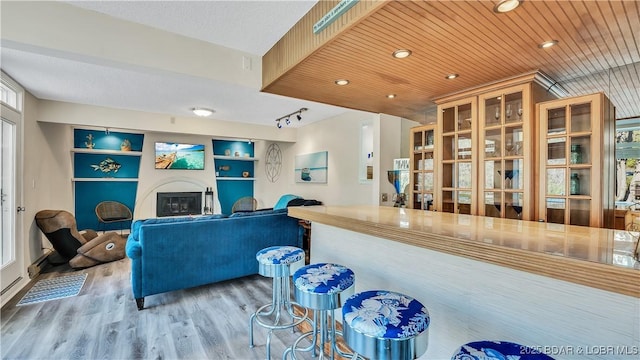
[191,107,214,117]
[387,94,396,99]
[445,74,459,79]
[538,40,559,49]
[493,0,522,13]
[335,79,350,86]
[392,49,412,59]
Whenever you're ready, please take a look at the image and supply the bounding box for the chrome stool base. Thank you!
[249,246,306,360]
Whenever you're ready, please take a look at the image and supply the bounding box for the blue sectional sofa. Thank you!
[125,208,302,310]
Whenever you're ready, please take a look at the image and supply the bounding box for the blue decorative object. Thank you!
[452,340,555,360]
[256,246,305,265]
[293,263,355,294]
[343,290,430,339]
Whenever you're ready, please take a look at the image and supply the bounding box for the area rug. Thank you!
[17,273,87,306]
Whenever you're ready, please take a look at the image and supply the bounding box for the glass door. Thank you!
[437,97,477,214]
[478,88,530,220]
[410,125,436,210]
[1,74,23,296]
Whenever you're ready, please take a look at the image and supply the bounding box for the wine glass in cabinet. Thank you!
[537,93,615,228]
[436,97,477,214]
[409,124,436,210]
[478,86,533,220]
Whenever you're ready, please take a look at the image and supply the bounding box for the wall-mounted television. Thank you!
[155,142,205,170]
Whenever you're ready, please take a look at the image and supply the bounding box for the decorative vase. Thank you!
[120,139,132,151]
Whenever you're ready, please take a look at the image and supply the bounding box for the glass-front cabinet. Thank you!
[437,97,477,214]
[478,85,533,220]
[409,124,436,210]
[537,93,615,228]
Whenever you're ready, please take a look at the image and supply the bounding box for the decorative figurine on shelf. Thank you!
[120,139,132,151]
[85,133,95,149]
[242,171,250,178]
[90,157,121,175]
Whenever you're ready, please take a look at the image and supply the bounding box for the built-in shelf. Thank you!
[72,178,138,182]
[72,148,143,156]
[213,155,258,161]
[215,177,255,181]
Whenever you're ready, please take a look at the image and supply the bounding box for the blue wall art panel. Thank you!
[295,151,328,183]
[74,153,141,178]
[74,129,144,151]
[74,181,138,231]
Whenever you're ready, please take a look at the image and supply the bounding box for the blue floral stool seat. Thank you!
[249,246,307,360]
[452,340,555,360]
[342,290,430,360]
[283,263,356,360]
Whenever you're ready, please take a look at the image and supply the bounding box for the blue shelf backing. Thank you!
[212,139,254,157]
[74,129,144,151]
[74,153,141,178]
[73,129,143,227]
[75,181,137,231]
[213,139,255,214]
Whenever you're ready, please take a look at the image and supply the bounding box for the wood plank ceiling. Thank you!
[262,0,640,123]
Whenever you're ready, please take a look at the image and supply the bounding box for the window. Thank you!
[1,78,22,111]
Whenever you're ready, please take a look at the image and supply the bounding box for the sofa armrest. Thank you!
[126,236,142,259]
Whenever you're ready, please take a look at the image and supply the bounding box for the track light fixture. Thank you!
[275,107,308,128]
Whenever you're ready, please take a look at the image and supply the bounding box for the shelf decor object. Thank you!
[537,92,616,228]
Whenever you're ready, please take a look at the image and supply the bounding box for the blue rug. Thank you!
[17,273,87,306]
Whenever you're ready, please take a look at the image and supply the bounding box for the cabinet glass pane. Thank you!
[504,92,523,123]
[425,129,435,149]
[442,163,454,188]
[485,160,502,189]
[505,126,524,156]
[546,198,566,224]
[484,191,502,218]
[413,173,423,191]
[485,96,501,127]
[505,192,524,220]
[547,137,566,165]
[548,107,566,134]
[569,168,591,196]
[458,162,472,188]
[442,191,454,213]
[547,168,566,195]
[413,131,424,150]
[423,154,434,171]
[504,159,523,190]
[458,103,472,131]
[484,129,501,158]
[570,103,591,133]
[570,136,591,164]
[442,135,454,161]
[442,107,455,133]
[424,173,434,191]
[458,191,472,214]
[457,134,472,160]
[569,199,591,226]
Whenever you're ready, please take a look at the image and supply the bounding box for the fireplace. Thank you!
[156,192,202,217]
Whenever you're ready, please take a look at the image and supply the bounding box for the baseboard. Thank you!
[27,249,54,279]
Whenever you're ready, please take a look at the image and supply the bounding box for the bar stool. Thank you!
[249,246,308,360]
[342,290,430,360]
[283,263,356,360]
[452,340,555,359]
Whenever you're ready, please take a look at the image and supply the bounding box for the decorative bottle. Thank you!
[570,144,582,164]
[570,173,581,195]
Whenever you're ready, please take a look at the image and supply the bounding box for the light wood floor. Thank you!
[1,258,334,360]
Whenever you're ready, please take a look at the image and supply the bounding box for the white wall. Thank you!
[254,112,417,208]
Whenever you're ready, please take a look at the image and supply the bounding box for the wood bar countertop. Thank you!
[288,205,640,298]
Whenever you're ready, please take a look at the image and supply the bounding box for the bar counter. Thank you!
[288,205,640,359]
[289,205,639,297]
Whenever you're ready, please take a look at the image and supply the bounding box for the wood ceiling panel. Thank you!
[262,0,640,122]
